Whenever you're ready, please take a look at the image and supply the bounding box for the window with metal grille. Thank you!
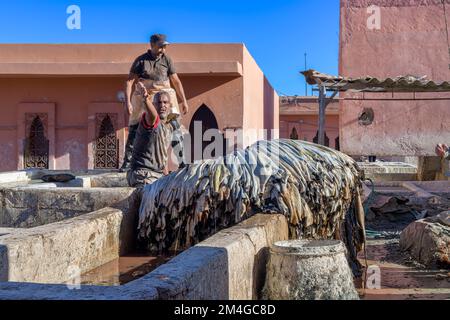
[94,113,119,169]
[24,114,49,169]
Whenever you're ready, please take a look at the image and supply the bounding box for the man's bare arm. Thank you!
[125,73,139,115]
[169,73,189,114]
[135,82,158,127]
[436,144,450,159]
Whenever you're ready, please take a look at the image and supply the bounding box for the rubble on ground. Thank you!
[400,211,450,269]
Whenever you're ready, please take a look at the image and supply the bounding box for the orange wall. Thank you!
[242,45,279,146]
[0,75,252,171]
[0,77,126,170]
[0,44,280,172]
[280,115,340,149]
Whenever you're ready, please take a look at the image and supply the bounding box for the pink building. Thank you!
[0,44,279,172]
[279,96,340,150]
[339,0,450,156]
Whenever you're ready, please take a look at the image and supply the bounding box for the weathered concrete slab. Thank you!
[0,281,159,300]
[411,181,450,195]
[89,172,128,188]
[0,228,16,237]
[0,170,127,188]
[135,214,289,300]
[0,187,135,228]
[359,162,418,182]
[0,171,30,184]
[0,207,125,283]
[0,213,288,300]
[358,162,418,175]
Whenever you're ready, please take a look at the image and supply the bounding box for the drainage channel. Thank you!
[81,252,176,286]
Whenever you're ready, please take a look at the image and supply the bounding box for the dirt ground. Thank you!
[357,239,450,300]
[357,187,450,300]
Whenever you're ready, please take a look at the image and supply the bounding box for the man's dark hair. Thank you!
[150,34,167,44]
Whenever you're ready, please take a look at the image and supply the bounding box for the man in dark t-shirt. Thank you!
[120,34,189,171]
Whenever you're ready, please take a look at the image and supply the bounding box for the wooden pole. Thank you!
[318,86,326,145]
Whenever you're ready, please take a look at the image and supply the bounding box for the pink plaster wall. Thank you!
[242,45,280,146]
[0,77,125,170]
[0,44,279,172]
[280,115,340,149]
[340,0,450,156]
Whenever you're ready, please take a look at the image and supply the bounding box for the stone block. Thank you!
[400,214,450,268]
[0,207,124,283]
[134,214,289,300]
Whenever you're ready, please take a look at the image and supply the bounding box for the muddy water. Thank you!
[357,240,450,300]
[81,253,174,286]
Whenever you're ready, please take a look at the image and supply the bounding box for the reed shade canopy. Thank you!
[301,69,450,93]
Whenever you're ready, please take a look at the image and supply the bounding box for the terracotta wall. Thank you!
[0,44,279,172]
[0,75,248,171]
[340,0,450,156]
[280,115,340,149]
[0,77,127,171]
[242,46,279,146]
[0,43,244,64]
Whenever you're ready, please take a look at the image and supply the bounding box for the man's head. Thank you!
[153,91,171,120]
[150,34,169,57]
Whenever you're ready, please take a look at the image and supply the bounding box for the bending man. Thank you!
[127,83,177,188]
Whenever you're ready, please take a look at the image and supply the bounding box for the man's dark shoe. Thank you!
[119,162,131,172]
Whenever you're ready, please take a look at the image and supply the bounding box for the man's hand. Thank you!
[180,100,189,115]
[436,144,449,158]
[135,81,148,98]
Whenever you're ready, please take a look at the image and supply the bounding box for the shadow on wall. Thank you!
[253,246,270,300]
[140,246,230,300]
[113,189,141,256]
[0,245,7,282]
[180,76,240,100]
[263,76,275,139]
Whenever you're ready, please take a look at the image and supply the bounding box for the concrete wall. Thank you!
[0,186,140,283]
[0,214,289,300]
[339,0,450,156]
[0,207,125,283]
[0,187,136,228]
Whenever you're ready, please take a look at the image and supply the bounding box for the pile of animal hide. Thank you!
[138,139,366,273]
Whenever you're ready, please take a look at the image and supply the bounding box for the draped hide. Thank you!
[138,139,366,274]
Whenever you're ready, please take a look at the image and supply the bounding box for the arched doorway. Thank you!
[290,127,299,140]
[313,130,330,147]
[189,104,220,161]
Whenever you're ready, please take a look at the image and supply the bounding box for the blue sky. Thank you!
[0,0,340,96]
